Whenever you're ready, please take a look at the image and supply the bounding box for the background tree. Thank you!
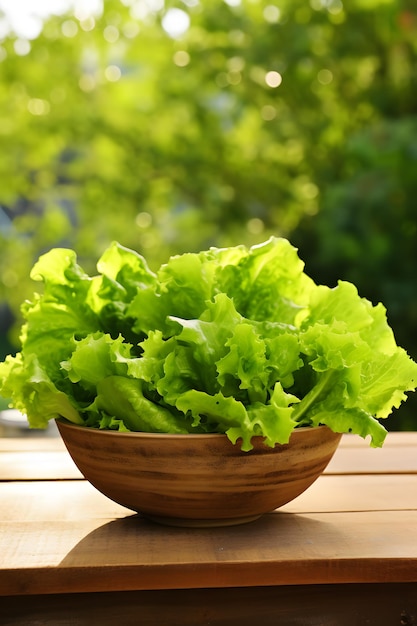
[0,0,416,426]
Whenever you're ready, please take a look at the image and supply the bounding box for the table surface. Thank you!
[1,431,417,626]
[1,430,417,598]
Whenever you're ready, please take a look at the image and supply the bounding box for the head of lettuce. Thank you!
[1,237,416,451]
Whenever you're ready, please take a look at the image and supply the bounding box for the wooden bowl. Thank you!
[56,420,342,527]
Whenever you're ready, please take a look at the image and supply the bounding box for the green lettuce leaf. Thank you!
[0,352,83,428]
[90,376,191,434]
[1,236,416,449]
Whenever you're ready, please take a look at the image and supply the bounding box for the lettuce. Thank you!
[1,237,416,450]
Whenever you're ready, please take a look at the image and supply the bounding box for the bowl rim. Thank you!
[55,418,333,441]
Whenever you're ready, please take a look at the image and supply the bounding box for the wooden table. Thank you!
[1,432,417,625]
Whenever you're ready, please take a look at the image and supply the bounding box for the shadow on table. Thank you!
[59,510,344,569]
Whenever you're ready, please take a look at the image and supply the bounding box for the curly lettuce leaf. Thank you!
[246,383,299,448]
[0,352,83,428]
[61,332,132,392]
[291,281,417,445]
[1,236,417,449]
[215,237,315,324]
[175,389,255,450]
[90,376,191,434]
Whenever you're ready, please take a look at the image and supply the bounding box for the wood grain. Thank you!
[327,433,417,474]
[1,431,417,625]
[1,507,417,595]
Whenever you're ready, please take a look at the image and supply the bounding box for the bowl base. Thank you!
[143,513,263,528]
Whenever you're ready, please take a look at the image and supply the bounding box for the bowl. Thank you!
[56,420,342,527]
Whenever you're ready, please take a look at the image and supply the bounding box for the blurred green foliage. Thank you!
[0,0,416,428]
